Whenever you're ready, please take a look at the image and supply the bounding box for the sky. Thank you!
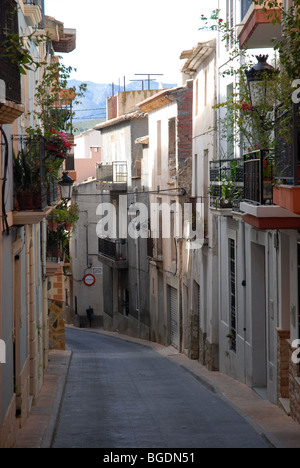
[45,0,218,86]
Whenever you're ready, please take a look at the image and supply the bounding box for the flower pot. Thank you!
[48,221,58,231]
[64,222,72,231]
[45,144,66,159]
[219,199,232,209]
[17,191,33,211]
[16,190,42,211]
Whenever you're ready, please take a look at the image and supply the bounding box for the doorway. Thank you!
[251,243,267,392]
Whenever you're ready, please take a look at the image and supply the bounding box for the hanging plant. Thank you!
[45,129,72,158]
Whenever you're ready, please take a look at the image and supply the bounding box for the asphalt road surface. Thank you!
[52,328,268,448]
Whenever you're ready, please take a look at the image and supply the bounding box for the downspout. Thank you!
[241,220,247,384]
[134,188,141,334]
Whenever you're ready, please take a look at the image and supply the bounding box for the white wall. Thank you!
[71,180,104,319]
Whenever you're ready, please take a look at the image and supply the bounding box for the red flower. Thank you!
[241,102,252,112]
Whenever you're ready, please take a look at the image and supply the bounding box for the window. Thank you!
[157,120,162,175]
[194,154,198,198]
[157,197,163,258]
[195,79,199,116]
[0,0,21,103]
[168,118,176,158]
[204,70,208,107]
[241,0,252,19]
[227,83,234,158]
[229,238,237,352]
[226,0,234,50]
[170,202,176,262]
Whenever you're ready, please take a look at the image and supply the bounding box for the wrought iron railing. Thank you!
[0,0,21,104]
[23,0,43,8]
[275,102,300,186]
[98,238,127,261]
[96,161,128,185]
[12,135,59,211]
[243,149,274,205]
[46,228,61,263]
[209,158,244,210]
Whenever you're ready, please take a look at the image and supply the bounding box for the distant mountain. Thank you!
[69,79,177,124]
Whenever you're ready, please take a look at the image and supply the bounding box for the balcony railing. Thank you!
[96,162,128,191]
[275,102,300,186]
[98,238,127,262]
[243,150,274,205]
[23,0,43,8]
[47,229,63,263]
[209,158,244,210]
[0,0,21,104]
[13,135,59,211]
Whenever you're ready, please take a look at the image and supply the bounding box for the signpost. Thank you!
[83,274,96,287]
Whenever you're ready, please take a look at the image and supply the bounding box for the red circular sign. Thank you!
[83,274,96,287]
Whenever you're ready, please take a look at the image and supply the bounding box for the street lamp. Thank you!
[245,55,278,109]
[59,171,74,200]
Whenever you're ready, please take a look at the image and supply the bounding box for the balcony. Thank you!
[209,158,244,213]
[23,0,43,27]
[243,149,274,205]
[98,238,128,269]
[273,102,300,215]
[0,1,24,123]
[238,1,282,48]
[45,16,76,53]
[12,135,59,225]
[96,162,128,192]
[46,227,64,277]
[241,148,300,229]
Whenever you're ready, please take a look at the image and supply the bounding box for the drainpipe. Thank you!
[129,189,141,335]
[241,220,247,384]
[134,188,141,335]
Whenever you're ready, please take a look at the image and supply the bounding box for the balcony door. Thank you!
[251,243,267,390]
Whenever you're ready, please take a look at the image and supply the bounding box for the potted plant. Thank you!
[13,146,43,211]
[49,201,79,232]
[45,129,72,158]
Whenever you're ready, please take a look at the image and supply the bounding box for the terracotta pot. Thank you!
[45,143,66,159]
[48,221,58,231]
[64,222,72,231]
[16,190,42,211]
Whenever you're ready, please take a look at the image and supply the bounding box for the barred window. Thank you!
[0,0,21,103]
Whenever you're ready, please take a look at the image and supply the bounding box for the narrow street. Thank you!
[52,328,268,449]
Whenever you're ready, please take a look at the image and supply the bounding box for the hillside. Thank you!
[70,79,177,125]
[73,118,106,135]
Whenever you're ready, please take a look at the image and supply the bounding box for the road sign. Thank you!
[83,274,96,287]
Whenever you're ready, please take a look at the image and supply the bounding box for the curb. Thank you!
[40,350,73,448]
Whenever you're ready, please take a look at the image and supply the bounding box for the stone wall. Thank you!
[277,329,290,400]
[49,300,65,351]
[289,340,300,424]
[48,268,65,350]
[205,340,219,372]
